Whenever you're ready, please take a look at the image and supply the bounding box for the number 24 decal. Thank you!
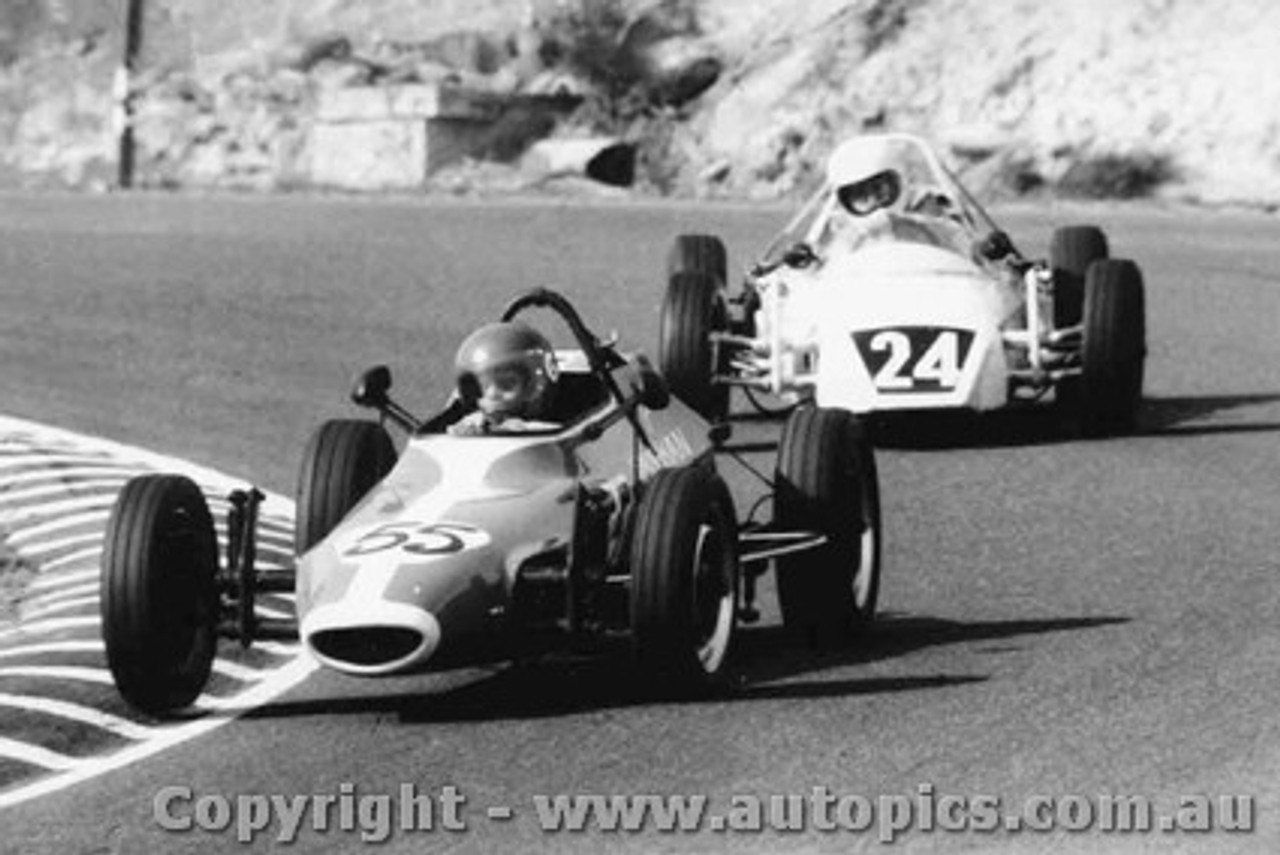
[853,327,975,392]
[343,522,488,558]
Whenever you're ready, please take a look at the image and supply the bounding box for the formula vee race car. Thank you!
[659,132,1147,437]
[99,289,881,716]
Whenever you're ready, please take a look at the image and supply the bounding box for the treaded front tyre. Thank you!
[630,464,740,692]
[667,234,728,289]
[774,407,881,645]
[1049,225,1109,328]
[1077,259,1146,436]
[295,420,396,555]
[659,271,729,421]
[101,474,219,715]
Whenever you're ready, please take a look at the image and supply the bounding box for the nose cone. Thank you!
[302,602,441,676]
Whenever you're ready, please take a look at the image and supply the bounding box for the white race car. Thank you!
[659,132,1147,436]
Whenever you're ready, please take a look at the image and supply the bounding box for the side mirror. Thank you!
[708,422,732,446]
[634,354,670,411]
[977,230,1015,261]
[352,365,392,408]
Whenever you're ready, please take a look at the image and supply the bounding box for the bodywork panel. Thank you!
[763,241,1020,413]
[295,371,712,676]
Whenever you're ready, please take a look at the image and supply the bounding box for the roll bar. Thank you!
[501,287,651,449]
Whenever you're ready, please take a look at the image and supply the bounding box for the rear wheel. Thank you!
[295,420,396,554]
[659,270,730,421]
[101,474,219,715]
[1077,259,1146,436]
[630,465,740,692]
[667,234,728,289]
[774,407,881,644]
[1049,225,1109,327]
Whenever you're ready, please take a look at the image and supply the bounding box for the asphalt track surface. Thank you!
[1,191,1279,854]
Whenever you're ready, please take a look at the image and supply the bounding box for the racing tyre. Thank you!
[667,234,728,289]
[295,420,396,554]
[1076,259,1146,436]
[1049,225,1109,328]
[101,474,219,715]
[659,271,730,421]
[630,465,740,692]
[774,407,881,645]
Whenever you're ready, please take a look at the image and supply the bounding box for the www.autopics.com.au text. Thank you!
[152,783,1255,844]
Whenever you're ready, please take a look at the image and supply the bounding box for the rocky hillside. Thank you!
[689,0,1280,206]
[2,0,1278,206]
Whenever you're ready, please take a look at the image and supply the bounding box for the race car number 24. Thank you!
[853,326,975,392]
[343,521,489,558]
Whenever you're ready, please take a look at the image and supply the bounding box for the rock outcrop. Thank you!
[1,0,1278,206]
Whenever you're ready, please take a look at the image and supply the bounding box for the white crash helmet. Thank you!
[827,137,904,217]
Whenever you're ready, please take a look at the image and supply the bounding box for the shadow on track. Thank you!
[729,391,1280,450]
[728,403,1076,452]
[243,614,1126,724]
[737,614,1128,686]
[1137,393,1280,437]
[869,409,1074,450]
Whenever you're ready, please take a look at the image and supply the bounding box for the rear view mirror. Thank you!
[352,365,392,408]
[634,354,670,411]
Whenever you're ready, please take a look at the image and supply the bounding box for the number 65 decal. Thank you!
[853,327,975,393]
[342,521,490,559]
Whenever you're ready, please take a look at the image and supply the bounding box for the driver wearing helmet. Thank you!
[448,321,561,435]
[835,165,903,218]
[811,135,971,258]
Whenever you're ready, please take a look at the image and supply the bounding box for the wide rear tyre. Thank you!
[667,234,728,289]
[774,407,881,645]
[659,271,730,421]
[101,474,219,715]
[295,420,396,555]
[1076,259,1146,436]
[630,465,740,692]
[1049,225,1109,327]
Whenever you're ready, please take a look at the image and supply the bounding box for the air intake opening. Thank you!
[310,626,422,666]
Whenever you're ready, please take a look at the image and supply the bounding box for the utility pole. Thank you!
[115,0,145,188]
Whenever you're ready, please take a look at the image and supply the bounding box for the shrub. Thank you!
[539,0,703,124]
[862,0,924,55]
[539,0,637,105]
[1057,152,1176,199]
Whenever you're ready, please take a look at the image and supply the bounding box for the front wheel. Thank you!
[101,474,220,715]
[630,465,740,692]
[1075,259,1146,436]
[658,271,729,421]
[295,420,396,555]
[1049,225,1109,328]
[774,407,881,644]
[667,234,728,289]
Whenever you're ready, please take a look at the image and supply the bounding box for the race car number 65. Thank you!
[343,522,484,558]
